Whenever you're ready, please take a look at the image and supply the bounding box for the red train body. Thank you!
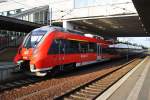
[14,26,120,76]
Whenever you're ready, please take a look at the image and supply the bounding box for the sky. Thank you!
[0,0,49,12]
[0,0,150,47]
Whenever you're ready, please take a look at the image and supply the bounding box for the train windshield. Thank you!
[23,29,47,48]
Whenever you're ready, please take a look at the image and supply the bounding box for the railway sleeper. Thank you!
[0,86,9,90]
[19,80,32,84]
[64,98,73,100]
[69,94,91,100]
[81,89,101,95]
[95,82,110,86]
[75,91,96,98]
[80,89,100,95]
[25,78,38,83]
[91,83,106,88]
[88,85,105,90]
[12,81,23,85]
[85,87,101,92]
[5,83,16,87]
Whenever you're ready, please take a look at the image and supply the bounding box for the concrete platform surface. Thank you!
[97,56,150,100]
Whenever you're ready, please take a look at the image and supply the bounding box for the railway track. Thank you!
[0,57,133,93]
[0,56,144,100]
[54,58,142,100]
[0,75,49,92]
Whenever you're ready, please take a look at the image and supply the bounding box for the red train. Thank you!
[14,26,139,76]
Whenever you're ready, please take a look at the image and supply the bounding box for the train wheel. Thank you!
[50,63,76,76]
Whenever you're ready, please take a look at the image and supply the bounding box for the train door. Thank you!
[97,44,101,60]
[80,42,89,62]
[49,39,65,67]
[58,39,65,66]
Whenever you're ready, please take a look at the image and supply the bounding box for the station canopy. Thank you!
[0,15,43,33]
[68,13,150,37]
[132,0,150,34]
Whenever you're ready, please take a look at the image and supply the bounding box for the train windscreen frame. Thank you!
[23,29,47,48]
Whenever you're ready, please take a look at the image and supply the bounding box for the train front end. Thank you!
[14,26,52,76]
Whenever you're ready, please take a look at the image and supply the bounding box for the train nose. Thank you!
[13,60,24,72]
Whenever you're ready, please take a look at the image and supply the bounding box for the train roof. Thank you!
[33,25,85,36]
[109,43,143,49]
[31,26,110,44]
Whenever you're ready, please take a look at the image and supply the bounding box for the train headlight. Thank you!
[17,60,23,65]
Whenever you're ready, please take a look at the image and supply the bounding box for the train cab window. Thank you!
[23,29,47,48]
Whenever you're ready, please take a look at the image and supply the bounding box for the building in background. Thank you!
[0,8,24,16]
[0,5,49,50]
[10,5,49,24]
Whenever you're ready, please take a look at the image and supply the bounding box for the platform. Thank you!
[96,56,150,100]
[0,61,17,82]
[0,48,18,82]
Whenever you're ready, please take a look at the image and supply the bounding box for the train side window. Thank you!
[65,40,79,53]
[104,48,116,54]
[80,42,89,53]
[102,48,113,54]
[89,42,97,53]
[48,39,59,54]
